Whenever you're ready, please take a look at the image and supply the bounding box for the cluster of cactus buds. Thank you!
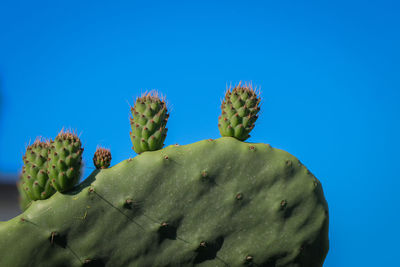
[128,83,260,154]
[20,129,116,206]
[20,82,261,205]
[19,130,83,206]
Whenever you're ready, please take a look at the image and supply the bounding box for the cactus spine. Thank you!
[47,129,83,192]
[130,91,169,154]
[93,147,112,169]
[20,138,55,201]
[218,82,261,141]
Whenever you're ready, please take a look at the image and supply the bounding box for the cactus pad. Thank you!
[93,147,112,169]
[48,129,83,192]
[218,82,261,141]
[130,91,169,154]
[0,138,328,266]
[20,138,55,201]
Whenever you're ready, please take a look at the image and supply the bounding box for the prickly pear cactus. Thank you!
[20,139,55,201]
[48,129,83,192]
[129,91,169,154]
[0,138,328,267]
[218,82,261,141]
[93,147,112,169]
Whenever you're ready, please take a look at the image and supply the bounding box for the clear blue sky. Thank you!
[0,0,399,266]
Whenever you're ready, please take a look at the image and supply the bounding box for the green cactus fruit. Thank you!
[48,129,83,192]
[218,82,261,141]
[130,91,169,154]
[93,147,112,169]
[0,138,328,266]
[20,138,56,201]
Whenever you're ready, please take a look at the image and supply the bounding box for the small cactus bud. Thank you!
[20,137,55,202]
[218,81,261,141]
[129,91,169,154]
[48,129,83,192]
[93,147,112,169]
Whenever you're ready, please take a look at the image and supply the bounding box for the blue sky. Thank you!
[0,0,399,266]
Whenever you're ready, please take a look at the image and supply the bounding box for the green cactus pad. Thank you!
[218,82,261,141]
[20,139,55,201]
[130,91,169,154]
[48,129,83,192]
[93,147,112,169]
[0,138,328,266]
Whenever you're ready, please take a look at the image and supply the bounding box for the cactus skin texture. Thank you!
[218,82,261,141]
[48,129,83,192]
[0,138,328,266]
[93,147,112,169]
[130,91,169,154]
[20,139,56,201]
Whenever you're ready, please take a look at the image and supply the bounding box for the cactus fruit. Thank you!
[218,82,261,141]
[93,147,112,169]
[20,138,56,201]
[48,129,83,192]
[0,138,328,266]
[130,91,169,154]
